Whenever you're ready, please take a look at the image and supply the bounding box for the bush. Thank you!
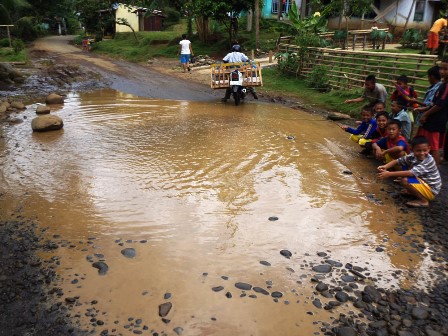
[305,65,330,91]
[163,8,180,26]
[0,38,10,47]
[12,39,25,54]
[73,35,84,45]
[13,17,38,41]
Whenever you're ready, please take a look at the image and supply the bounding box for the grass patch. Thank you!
[0,47,28,62]
[261,67,364,117]
[92,18,290,62]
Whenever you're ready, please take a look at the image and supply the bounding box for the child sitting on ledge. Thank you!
[338,105,377,147]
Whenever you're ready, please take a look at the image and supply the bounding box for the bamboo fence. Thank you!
[276,43,438,96]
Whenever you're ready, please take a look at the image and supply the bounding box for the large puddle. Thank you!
[0,89,429,335]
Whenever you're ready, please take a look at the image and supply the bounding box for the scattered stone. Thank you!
[280,250,292,259]
[36,105,51,115]
[271,291,282,298]
[92,261,109,275]
[235,282,252,291]
[31,115,63,132]
[317,252,327,257]
[341,275,356,283]
[253,287,269,295]
[316,282,329,292]
[46,93,64,104]
[164,293,171,299]
[335,291,349,302]
[268,216,279,221]
[312,298,322,309]
[121,248,136,258]
[336,327,357,336]
[225,292,232,299]
[158,302,172,317]
[325,260,343,267]
[212,286,224,292]
[10,101,25,110]
[259,260,271,266]
[173,327,183,335]
[411,307,429,320]
[312,264,332,273]
[342,170,353,175]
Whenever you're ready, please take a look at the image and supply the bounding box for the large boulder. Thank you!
[10,101,25,110]
[0,63,25,83]
[327,112,351,121]
[36,105,51,115]
[45,93,64,105]
[31,115,63,132]
[0,101,9,113]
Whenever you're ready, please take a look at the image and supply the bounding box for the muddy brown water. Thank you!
[0,89,430,335]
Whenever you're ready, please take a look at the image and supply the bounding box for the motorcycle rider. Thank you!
[221,45,257,102]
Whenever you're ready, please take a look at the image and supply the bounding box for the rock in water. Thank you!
[280,250,292,259]
[173,327,183,335]
[253,287,269,295]
[235,282,252,290]
[335,291,349,302]
[45,93,64,104]
[10,101,25,110]
[327,112,351,121]
[159,302,172,317]
[92,261,109,275]
[31,115,63,132]
[315,282,329,292]
[36,105,51,115]
[121,248,136,258]
[312,264,332,273]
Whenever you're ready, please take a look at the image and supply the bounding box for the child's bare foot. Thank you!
[406,200,429,208]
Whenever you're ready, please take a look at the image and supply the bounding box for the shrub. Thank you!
[13,17,38,41]
[12,39,25,54]
[305,65,330,91]
[163,8,180,26]
[0,38,10,47]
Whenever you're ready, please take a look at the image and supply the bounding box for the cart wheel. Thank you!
[233,91,240,106]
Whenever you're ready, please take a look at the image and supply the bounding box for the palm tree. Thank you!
[0,0,30,24]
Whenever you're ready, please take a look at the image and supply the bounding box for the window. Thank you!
[271,0,292,14]
[413,1,425,22]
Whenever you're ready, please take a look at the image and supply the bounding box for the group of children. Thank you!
[338,65,446,208]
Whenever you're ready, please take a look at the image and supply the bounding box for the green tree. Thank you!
[192,0,254,43]
[0,0,30,24]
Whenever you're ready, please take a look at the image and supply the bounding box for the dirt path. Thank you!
[29,35,220,101]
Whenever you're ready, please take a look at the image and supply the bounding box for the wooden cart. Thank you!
[210,62,263,89]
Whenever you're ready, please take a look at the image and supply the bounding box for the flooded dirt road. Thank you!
[28,36,219,101]
[0,89,436,335]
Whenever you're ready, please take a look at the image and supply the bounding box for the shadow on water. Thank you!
[1,89,447,335]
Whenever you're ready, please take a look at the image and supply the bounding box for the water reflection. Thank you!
[0,89,428,334]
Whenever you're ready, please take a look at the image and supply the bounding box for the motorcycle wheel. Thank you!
[233,91,240,106]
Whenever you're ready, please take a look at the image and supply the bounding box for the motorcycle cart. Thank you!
[210,62,263,105]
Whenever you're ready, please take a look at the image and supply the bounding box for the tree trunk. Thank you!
[255,0,260,49]
[278,0,283,21]
[247,9,253,32]
[195,16,210,43]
